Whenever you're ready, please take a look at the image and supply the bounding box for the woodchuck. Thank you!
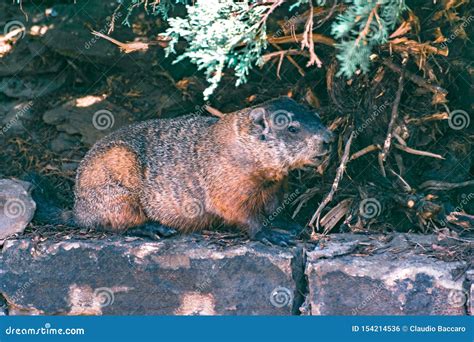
[73,97,334,245]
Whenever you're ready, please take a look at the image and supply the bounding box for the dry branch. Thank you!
[420,180,474,191]
[300,1,322,68]
[379,68,405,176]
[394,144,445,160]
[383,59,448,95]
[308,131,355,236]
[350,144,380,161]
[91,31,169,53]
[267,33,335,46]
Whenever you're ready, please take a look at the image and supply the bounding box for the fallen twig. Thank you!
[350,144,380,161]
[321,198,353,235]
[0,27,25,43]
[379,68,405,176]
[308,131,355,237]
[269,43,305,77]
[316,0,339,28]
[261,49,305,62]
[91,31,169,53]
[387,37,449,57]
[205,105,225,118]
[420,180,474,191]
[394,143,445,160]
[292,187,320,220]
[383,59,448,95]
[92,30,149,53]
[267,33,335,46]
[405,112,449,124]
[389,168,412,192]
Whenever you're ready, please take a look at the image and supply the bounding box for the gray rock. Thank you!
[304,234,468,315]
[0,75,66,99]
[0,180,36,242]
[41,25,122,66]
[0,233,469,316]
[50,133,81,153]
[470,283,473,316]
[1,101,35,135]
[43,96,135,146]
[0,101,16,120]
[0,295,8,316]
[467,269,474,315]
[0,236,303,315]
[38,2,129,65]
[0,40,64,77]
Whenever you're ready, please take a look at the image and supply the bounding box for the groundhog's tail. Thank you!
[23,172,76,227]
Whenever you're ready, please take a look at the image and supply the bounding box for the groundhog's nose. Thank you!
[312,129,334,156]
[318,130,335,151]
[321,130,335,144]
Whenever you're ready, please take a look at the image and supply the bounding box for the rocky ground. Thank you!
[0,232,471,315]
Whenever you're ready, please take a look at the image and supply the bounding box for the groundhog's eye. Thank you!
[288,126,299,134]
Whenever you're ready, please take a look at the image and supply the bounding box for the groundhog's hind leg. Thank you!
[74,185,146,231]
[73,146,147,231]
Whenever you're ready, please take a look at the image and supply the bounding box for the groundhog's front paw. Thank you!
[126,223,178,240]
[270,221,305,236]
[254,228,296,247]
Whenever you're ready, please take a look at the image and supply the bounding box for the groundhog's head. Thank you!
[247,97,334,170]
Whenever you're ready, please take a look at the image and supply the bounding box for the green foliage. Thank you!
[164,0,268,99]
[331,0,407,77]
[124,0,407,98]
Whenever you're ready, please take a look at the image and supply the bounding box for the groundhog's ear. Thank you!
[249,108,270,138]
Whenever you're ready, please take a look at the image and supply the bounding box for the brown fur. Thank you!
[73,97,333,237]
[74,146,146,230]
[79,146,141,189]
